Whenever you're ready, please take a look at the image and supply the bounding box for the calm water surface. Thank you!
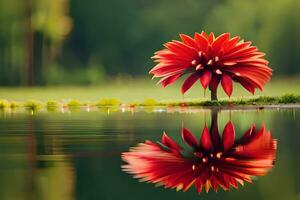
[0,108,299,200]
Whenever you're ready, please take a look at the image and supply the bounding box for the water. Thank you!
[0,108,299,200]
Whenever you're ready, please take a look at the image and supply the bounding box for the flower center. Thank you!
[192,151,223,173]
[191,51,222,75]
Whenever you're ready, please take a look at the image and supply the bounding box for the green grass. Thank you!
[66,99,82,107]
[46,100,60,108]
[0,94,299,111]
[0,76,299,111]
[23,100,42,111]
[157,94,300,107]
[0,76,299,102]
[96,98,121,107]
[141,98,158,106]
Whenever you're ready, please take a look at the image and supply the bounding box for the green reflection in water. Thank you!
[0,109,299,200]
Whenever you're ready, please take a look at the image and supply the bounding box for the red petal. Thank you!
[194,178,203,193]
[240,125,256,143]
[180,34,198,49]
[208,32,215,44]
[221,73,233,97]
[158,74,182,87]
[181,72,199,94]
[200,125,212,151]
[194,32,209,51]
[182,128,198,148]
[162,132,182,151]
[164,41,197,59]
[236,77,255,94]
[211,33,230,56]
[201,31,209,39]
[200,70,212,89]
[222,121,235,151]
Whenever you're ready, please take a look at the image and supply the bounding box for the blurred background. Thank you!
[0,0,299,97]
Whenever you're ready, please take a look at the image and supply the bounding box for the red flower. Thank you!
[149,32,272,100]
[122,122,277,193]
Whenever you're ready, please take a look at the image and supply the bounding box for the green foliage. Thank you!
[46,100,60,108]
[0,0,72,86]
[157,95,300,107]
[0,100,21,110]
[46,100,60,111]
[44,64,105,85]
[32,0,72,42]
[24,100,42,111]
[9,101,19,109]
[278,94,300,103]
[248,96,277,104]
[67,99,82,107]
[0,100,10,109]
[142,98,157,106]
[1,0,300,86]
[96,98,121,107]
[0,94,299,112]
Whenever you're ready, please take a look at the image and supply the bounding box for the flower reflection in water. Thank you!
[122,112,277,193]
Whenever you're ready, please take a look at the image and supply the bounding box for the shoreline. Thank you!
[1,94,300,112]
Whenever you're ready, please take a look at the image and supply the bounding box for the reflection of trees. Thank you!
[0,114,76,200]
[26,116,75,200]
[0,110,299,199]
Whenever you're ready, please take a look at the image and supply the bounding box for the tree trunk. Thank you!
[24,0,34,86]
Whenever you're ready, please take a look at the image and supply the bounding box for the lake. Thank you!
[0,107,299,200]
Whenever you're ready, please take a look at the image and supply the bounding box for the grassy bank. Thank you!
[0,77,300,102]
[0,94,299,112]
